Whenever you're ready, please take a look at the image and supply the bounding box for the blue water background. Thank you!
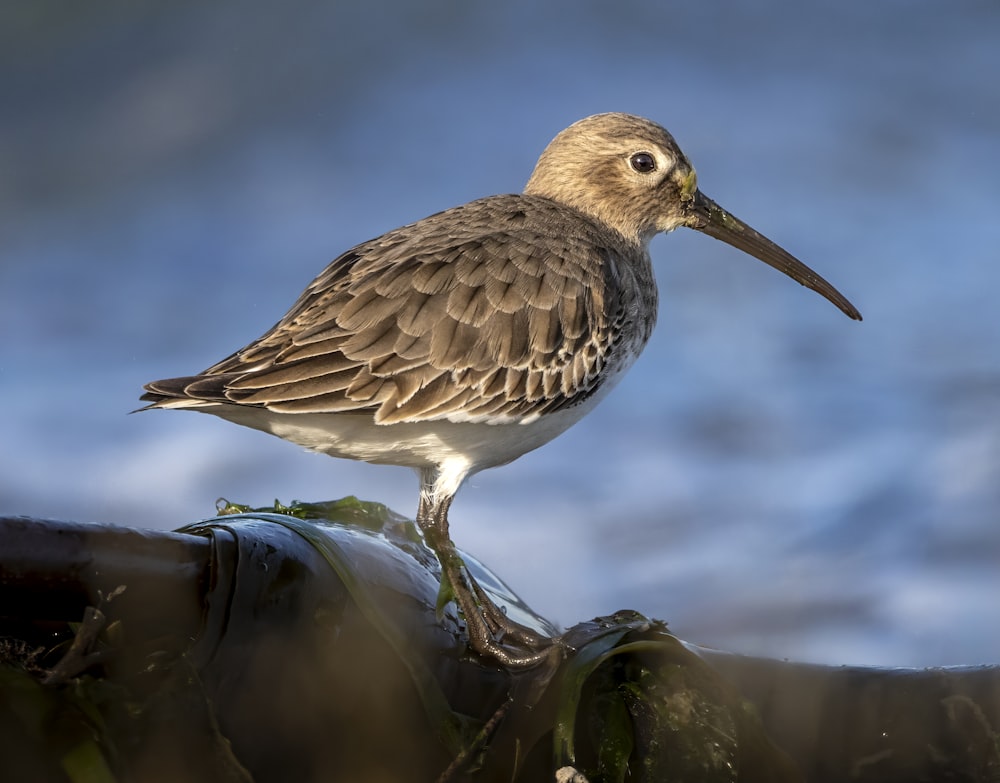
[2,2,999,666]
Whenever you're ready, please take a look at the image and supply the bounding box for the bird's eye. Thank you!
[629,152,657,173]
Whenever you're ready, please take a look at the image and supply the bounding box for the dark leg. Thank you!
[416,469,557,668]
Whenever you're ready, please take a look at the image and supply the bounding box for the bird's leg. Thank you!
[416,470,555,668]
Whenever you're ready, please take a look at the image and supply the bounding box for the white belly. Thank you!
[206,398,590,475]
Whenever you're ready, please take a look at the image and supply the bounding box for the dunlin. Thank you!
[142,113,861,667]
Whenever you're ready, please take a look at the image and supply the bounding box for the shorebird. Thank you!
[141,113,861,667]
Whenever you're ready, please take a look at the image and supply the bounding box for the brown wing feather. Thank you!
[141,194,651,424]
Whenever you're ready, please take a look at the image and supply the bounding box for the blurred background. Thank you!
[2,1,998,667]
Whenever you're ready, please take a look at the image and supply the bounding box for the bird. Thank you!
[141,113,861,668]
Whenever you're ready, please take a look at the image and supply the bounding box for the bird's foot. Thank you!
[468,576,551,649]
[452,571,566,669]
[416,487,562,669]
[469,631,561,669]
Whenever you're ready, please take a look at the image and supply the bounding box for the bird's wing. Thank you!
[141,195,629,425]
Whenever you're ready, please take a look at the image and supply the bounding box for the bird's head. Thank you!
[525,113,861,321]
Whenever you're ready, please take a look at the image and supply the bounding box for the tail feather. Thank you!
[139,373,246,410]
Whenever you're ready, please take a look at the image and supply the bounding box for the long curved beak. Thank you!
[684,190,862,321]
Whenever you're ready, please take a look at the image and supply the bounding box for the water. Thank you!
[2,1,999,667]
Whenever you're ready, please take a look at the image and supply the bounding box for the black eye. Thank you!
[629,152,656,173]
